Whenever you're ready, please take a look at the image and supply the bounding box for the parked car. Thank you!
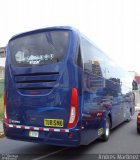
[137,112,140,133]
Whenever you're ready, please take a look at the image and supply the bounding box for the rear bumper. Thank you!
[3,123,81,147]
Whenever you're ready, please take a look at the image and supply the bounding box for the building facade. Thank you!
[0,47,6,58]
[0,47,5,79]
[129,71,140,107]
[0,67,4,79]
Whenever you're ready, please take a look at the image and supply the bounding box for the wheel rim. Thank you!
[105,119,110,137]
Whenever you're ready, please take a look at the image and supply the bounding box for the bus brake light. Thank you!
[4,90,8,123]
[67,88,79,128]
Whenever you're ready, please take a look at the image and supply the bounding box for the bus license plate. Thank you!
[44,119,63,127]
[29,131,39,138]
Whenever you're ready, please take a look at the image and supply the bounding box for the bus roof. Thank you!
[8,26,80,42]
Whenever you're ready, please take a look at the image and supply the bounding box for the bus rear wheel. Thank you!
[101,117,110,141]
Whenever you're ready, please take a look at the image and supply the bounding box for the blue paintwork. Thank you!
[4,26,135,147]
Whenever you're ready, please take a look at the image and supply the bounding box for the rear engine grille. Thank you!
[14,72,59,91]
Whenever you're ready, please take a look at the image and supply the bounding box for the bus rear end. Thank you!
[3,27,81,147]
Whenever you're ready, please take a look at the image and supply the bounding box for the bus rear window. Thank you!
[10,31,70,67]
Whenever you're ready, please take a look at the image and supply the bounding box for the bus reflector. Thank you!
[67,88,78,128]
[4,90,8,123]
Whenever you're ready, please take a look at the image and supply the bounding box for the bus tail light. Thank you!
[4,90,8,123]
[67,88,79,128]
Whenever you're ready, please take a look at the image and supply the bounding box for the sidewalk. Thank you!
[0,121,4,138]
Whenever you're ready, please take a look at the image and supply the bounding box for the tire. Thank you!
[137,128,140,134]
[101,117,111,141]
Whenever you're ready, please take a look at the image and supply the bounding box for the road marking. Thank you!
[32,148,68,160]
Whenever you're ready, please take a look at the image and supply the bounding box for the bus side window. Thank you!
[76,47,83,68]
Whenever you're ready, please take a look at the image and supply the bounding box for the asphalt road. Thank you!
[0,111,140,160]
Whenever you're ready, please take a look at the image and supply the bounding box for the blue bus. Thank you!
[3,26,135,147]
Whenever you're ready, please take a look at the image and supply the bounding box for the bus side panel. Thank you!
[80,72,108,145]
[80,36,135,145]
